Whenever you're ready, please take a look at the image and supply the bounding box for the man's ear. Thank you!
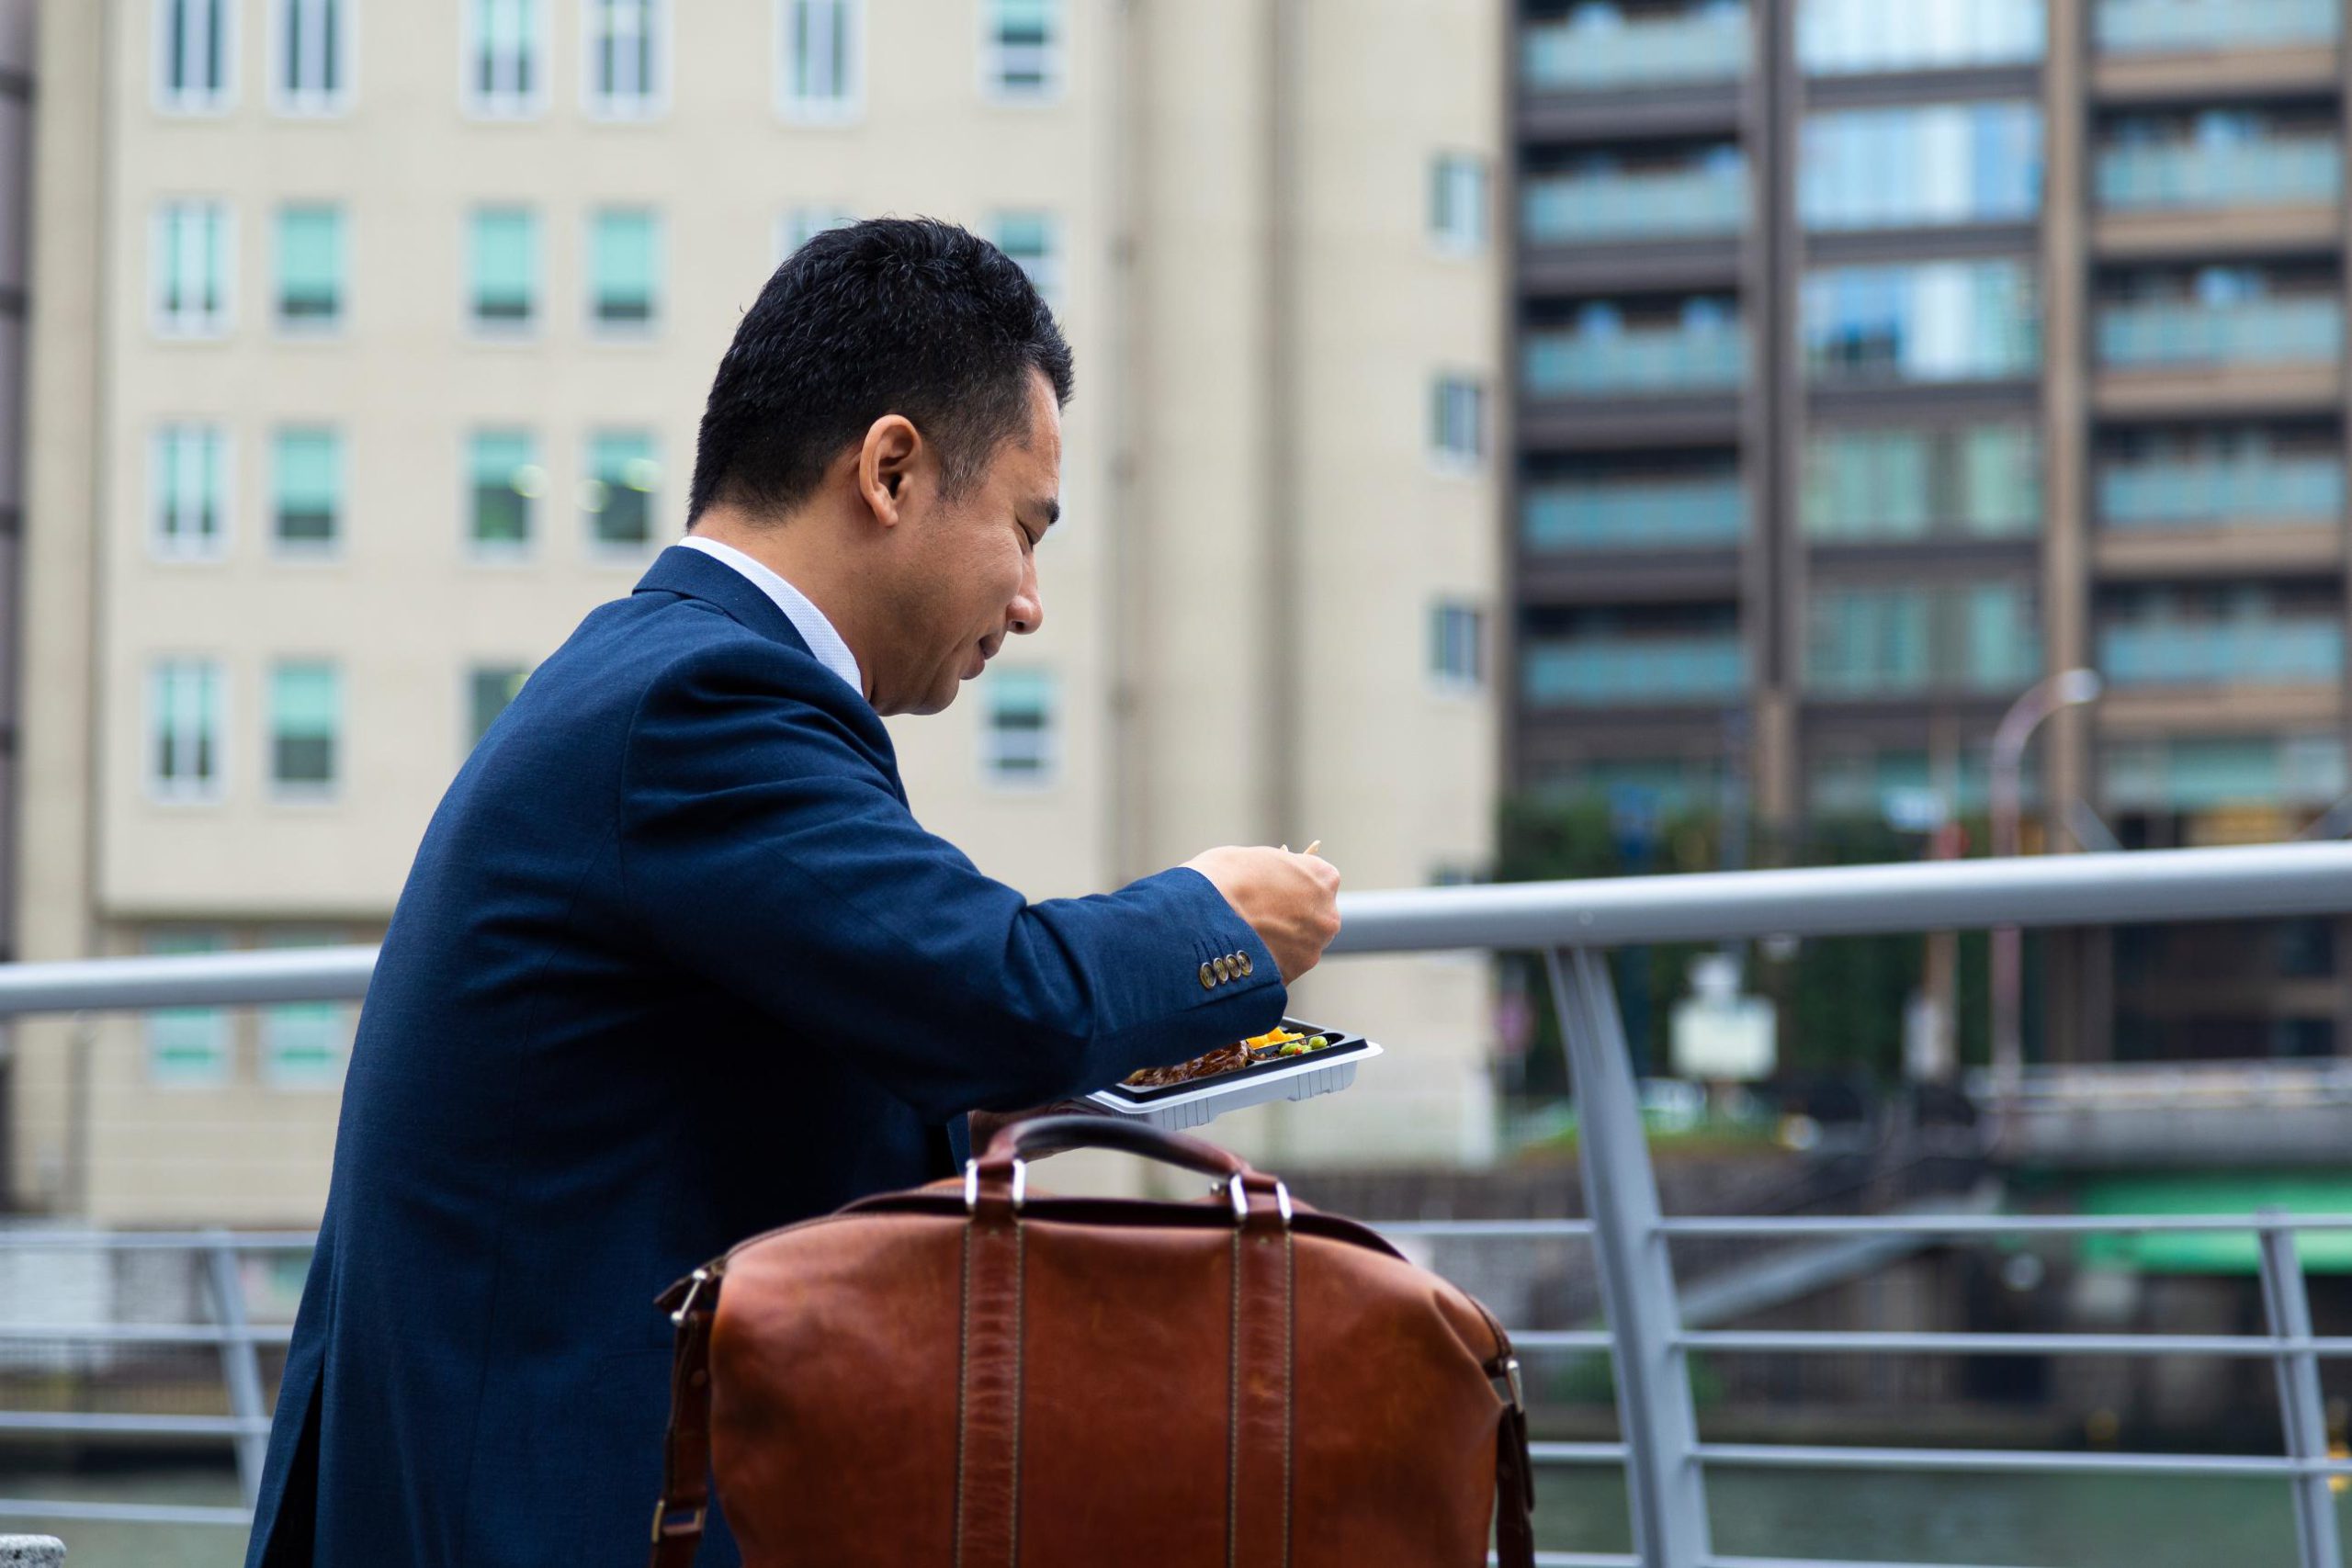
[857,414,922,530]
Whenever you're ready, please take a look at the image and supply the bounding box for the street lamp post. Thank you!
[1989,669,2103,1090]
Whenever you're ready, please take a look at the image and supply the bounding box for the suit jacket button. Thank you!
[1214,955,1232,983]
[1199,962,1216,989]
[1238,952,1253,977]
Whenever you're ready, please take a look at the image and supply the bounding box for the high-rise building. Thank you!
[15,0,1501,1224]
[1510,0,2352,1063]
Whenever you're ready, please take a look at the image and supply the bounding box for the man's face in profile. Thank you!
[873,370,1061,717]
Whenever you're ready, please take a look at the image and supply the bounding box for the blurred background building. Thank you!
[1511,0,2352,1066]
[7,0,1500,1224]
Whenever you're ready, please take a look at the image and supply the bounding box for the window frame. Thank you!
[144,929,234,1087]
[146,657,229,806]
[775,0,865,126]
[153,0,239,116]
[269,423,345,559]
[466,205,542,338]
[268,0,356,117]
[267,658,343,802]
[978,0,1067,106]
[1429,152,1490,256]
[1429,600,1488,694]
[979,667,1059,789]
[582,0,673,121]
[150,423,233,563]
[151,198,235,341]
[466,427,542,561]
[584,427,662,558]
[1429,373,1488,472]
[584,207,662,337]
[272,201,346,337]
[460,0,550,120]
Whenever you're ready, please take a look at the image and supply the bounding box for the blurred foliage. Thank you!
[1495,793,2040,1094]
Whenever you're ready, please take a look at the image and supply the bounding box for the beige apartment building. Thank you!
[12,0,1503,1224]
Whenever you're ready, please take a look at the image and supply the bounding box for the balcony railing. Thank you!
[2100,455,2344,527]
[1523,166,1747,245]
[2097,296,2343,368]
[1522,637,1747,706]
[2100,618,2345,684]
[2096,0,2339,54]
[1522,6,1749,92]
[1523,478,1746,553]
[1524,327,1747,398]
[17,845,2352,1568]
[2097,139,2342,212]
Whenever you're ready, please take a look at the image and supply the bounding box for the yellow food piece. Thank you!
[1244,1027,1305,1049]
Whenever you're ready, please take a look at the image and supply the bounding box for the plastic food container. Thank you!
[1085,1020,1383,1131]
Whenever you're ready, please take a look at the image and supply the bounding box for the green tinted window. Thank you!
[469,430,538,548]
[469,208,538,326]
[273,427,343,548]
[589,431,659,547]
[276,205,344,326]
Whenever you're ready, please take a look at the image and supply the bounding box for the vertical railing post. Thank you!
[2256,1216,2342,1568]
[1546,947,1712,1568]
[202,1234,269,1506]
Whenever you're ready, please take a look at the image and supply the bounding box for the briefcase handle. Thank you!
[980,1111,1250,1179]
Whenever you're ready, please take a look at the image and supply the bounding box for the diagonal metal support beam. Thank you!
[2256,1220,2343,1568]
[1546,947,1711,1568]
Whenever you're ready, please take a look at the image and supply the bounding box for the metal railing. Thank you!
[11,841,2352,1567]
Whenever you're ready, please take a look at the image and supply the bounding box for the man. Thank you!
[243,218,1341,1566]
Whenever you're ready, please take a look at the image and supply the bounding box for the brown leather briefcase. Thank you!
[647,1114,1536,1566]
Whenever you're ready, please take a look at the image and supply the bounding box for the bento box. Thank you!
[1085,1019,1382,1131]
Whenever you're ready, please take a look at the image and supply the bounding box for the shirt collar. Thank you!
[674,534,866,702]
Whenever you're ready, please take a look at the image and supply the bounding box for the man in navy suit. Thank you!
[243,218,1341,1566]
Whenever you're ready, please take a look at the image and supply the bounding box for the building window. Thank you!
[468,663,530,748]
[262,932,353,1089]
[468,207,539,333]
[270,660,340,795]
[465,0,546,117]
[1797,0,2044,74]
[1430,602,1487,691]
[273,0,351,114]
[1801,102,2044,231]
[1802,259,2041,386]
[146,931,230,1085]
[1805,580,2043,697]
[275,204,345,332]
[156,0,235,113]
[469,430,541,555]
[589,208,660,332]
[586,431,659,551]
[1430,153,1489,254]
[586,0,667,118]
[982,0,1062,101]
[990,212,1062,312]
[982,669,1057,784]
[1430,376,1487,467]
[153,200,232,339]
[150,659,225,800]
[272,427,343,554]
[778,0,862,122]
[776,207,854,264]
[153,424,230,560]
[1803,423,2042,542]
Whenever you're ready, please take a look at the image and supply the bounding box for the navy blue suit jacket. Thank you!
[243,546,1285,1566]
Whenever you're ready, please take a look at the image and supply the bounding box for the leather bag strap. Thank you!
[1488,1353,1537,1568]
[647,1269,720,1568]
[956,1175,1027,1567]
[1228,1171,1295,1568]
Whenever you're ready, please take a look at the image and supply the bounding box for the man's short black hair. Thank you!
[688,217,1073,525]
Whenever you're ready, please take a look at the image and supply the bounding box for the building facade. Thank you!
[1511,0,2352,1063]
[15,0,1501,1224]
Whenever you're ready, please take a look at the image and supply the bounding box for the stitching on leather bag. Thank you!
[1227,1226,1241,1568]
[954,1220,972,1566]
[1010,1219,1024,1566]
[1282,1229,1295,1568]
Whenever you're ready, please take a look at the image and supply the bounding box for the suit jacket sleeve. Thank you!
[616,640,1288,1121]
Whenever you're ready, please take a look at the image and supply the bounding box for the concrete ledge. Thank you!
[0,1540,64,1566]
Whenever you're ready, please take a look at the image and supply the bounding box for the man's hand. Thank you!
[1182,845,1342,983]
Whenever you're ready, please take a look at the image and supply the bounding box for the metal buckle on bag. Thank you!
[668,1268,710,1327]
[1492,1355,1525,1412]
[963,1158,1027,1213]
[651,1501,707,1542]
[1226,1174,1292,1225]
